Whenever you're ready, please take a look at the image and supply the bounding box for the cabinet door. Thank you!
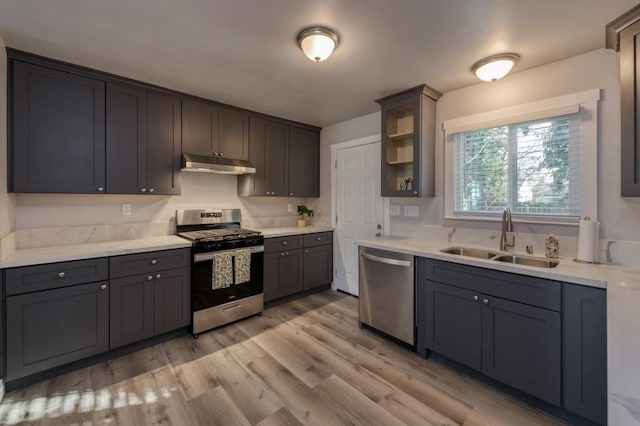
[5,281,109,381]
[279,249,303,297]
[620,20,640,196]
[482,296,561,406]
[239,117,288,196]
[106,83,147,194]
[153,268,191,335]
[10,61,106,193]
[110,274,154,349]
[288,127,319,197]
[421,280,482,371]
[563,284,607,424]
[303,244,332,290]
[263,252,281,302]
[146,92,181,195]
[218,107,249,160]
[182,99,217,156]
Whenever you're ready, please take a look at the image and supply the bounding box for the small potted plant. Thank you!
[297,205,314,228]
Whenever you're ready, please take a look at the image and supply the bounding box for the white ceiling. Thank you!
[0,0,637,127]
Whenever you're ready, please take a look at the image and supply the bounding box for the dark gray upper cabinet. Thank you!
[375,84,440,197]
[239,116,289,196]
[607,6,640,196]
[218,107,250,160]
[288,127,319,197]
[146,92,181,195]
[563,284,607,425]
[5,281,109,381]
[9,60,106,193]
[182,100,249,161]
[106,83,147,194]
[106,85,181,195]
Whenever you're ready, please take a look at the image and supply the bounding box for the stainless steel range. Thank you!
[176,209,264,337]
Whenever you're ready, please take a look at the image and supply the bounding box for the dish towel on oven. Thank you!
[234,248,251,284]
[212,251,234,289]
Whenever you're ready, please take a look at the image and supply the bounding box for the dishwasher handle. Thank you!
[361,252,411,267]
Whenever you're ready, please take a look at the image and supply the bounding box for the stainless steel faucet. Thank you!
[500,208,515,251]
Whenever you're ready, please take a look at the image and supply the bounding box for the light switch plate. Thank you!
[404,205,419,217]
[122,204,132,216]
[287,204,293,213]
[390,205,401,216]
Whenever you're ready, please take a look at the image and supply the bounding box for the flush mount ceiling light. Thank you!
[471,53,520,82]
[297,26,339,62]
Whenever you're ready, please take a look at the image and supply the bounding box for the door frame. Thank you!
[330,134,389,291]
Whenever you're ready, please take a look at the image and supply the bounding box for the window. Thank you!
[443,89,599,224]
[453,114,581,218]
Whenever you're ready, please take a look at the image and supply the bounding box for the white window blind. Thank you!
[453,113,582,219]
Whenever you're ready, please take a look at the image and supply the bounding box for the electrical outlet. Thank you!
[122,204,132,216]
[404,205,419,217]
[287,204,293,213]
[390,205,401,216]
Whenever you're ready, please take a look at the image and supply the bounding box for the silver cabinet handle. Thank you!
[289,192,293,196]
[473,295,479,301]
[141,188,147,193]
[149,188,154,193]
[147,275,153,281]
[483,298,489,305]
[156,274,161,279]
[283,241,287,245]
[281,252,285,257]
[97,187,104,192]
[219,152,224,157]
[213,152,219,156]
[317,237,321,240]
[361,252,411,267]
[413,190,418,195]
[58,272,66,278]
[151,259,157,265]
[285,252,289,256]
[100,284,107,290]
[304,249,308,253]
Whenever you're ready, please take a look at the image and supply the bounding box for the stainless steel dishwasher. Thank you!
[359,246,415,345]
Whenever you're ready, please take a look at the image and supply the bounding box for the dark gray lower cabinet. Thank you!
[303,244,333,291]
[482,295,561,406]
[563,284,607,424]
[421,280,482,371]
[6,282,109,381]
[264,250,303,302]
[110,267,190,349]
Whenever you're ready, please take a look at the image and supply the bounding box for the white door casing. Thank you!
[331,136,385,296]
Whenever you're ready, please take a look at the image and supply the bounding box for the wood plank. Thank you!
[187,386,251,426]
[255,407,302,426]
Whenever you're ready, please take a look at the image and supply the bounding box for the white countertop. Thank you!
[0,235,192,269]
[254,226,334,238]
[358,236,640,425]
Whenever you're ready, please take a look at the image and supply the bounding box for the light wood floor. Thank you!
[0,290,564,425]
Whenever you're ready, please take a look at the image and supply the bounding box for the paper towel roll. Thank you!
[576,218,600,263]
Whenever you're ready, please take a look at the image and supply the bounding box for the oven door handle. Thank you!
[193,245,264,262]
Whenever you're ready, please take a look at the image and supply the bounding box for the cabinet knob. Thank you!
[149,188,154,193]
[483,298,489,305]
[281,252,285,257]
[285,252,289,256]
[148,275,153,281]
[100,284,107,290]
[304,249,308,253]
[213,152,219,156]
[156,274,162,279]
[413,190,418,195]
[283,241,287,245]
[141,188,147,193]
[219,152,224,157]
[289,192,293,196]
[317,237,321,241]
[58,272,66,278]
[97,187,104,192]
[151,259,157,265]
[473,295,479,301]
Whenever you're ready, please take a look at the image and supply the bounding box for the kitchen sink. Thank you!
[440,247,498,259]
[492,254,559,268]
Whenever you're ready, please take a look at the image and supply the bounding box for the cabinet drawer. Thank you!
[419,258,561,311]
[5,258,109,296]
[264,235,303,253]
[303,232,333,248]
[110,248,190,279]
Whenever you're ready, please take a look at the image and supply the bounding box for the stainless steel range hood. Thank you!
[181,153,256,175]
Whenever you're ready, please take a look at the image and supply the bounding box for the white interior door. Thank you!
[335,142,383,296]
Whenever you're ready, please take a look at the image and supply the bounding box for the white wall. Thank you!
[13,172,303,229]
[319,48,640,241]
[0,36,15,241]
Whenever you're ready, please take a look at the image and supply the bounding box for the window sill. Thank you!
[444,215,580,227]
